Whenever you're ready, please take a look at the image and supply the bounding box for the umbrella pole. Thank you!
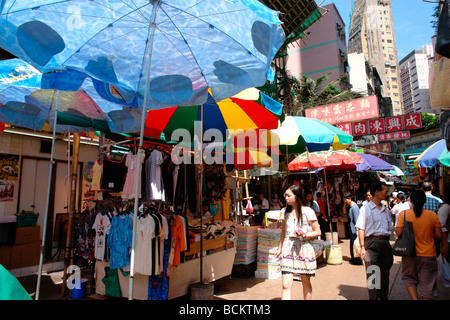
[61,132,80,296]
[36,90,60,300]
[129,1,160,300]
[200,104,204,285]
[323,168,335,244]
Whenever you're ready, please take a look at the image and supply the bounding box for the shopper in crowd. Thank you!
[270,193,284,210]
[437,193,450,263]
[343,192,362,265]
[356,181,393,300]
[395,189,443,300]
[305,190,320,215]
[390,192,411,227]
[389,191,398,210]
[253,194,269,226]
[361,189,372,206]
[275,184,321,300]
[315,192,329,239]
[420,181,443,212]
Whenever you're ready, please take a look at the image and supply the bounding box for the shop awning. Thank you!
[258,0,323,45]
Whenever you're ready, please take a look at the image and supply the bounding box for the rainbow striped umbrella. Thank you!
[143,88,283,141]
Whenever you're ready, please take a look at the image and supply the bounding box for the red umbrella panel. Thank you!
[288,149,363,171]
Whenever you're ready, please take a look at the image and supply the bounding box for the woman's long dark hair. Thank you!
[285,184,305,225]
[410,189,426,218]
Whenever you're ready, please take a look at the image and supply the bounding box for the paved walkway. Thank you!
[15,239,450,300]
[214,239,450,300]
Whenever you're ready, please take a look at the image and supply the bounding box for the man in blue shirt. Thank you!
[421,181,443,212]
[344,192,362,265]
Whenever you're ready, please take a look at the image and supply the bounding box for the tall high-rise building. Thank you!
[399,45,435,115]
[348,0,403,115]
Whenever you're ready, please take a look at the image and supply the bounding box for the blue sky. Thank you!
[319,0,438,60]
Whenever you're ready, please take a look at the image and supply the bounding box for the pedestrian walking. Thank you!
[274,184,321,300]
[343,192,362,265]
[395,189,443,300]
[355,181,393,300]
[315,192,329,240]
[391,192,411,227]
[437,193,450,262]
[420,181,443,212]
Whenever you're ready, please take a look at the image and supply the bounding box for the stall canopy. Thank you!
[414,139,446,168]
[356,153,393,172]
[259,0,323,45]
[272,116,354,154]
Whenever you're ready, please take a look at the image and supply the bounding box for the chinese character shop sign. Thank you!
[305,95,379,125]
[352,121,368,136]
[385,116,403,132]
[404,113,422,130]
[368,118,385,134]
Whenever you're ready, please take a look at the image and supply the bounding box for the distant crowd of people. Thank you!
[253,180,449,300]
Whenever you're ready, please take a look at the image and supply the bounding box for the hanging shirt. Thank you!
[91,159,103,191]
[101,155,127,192]
[122,151,145,200]
[167,215,186,277]
[134,215,155,275]
[145,150,165,200]
[107,214,133,270]
[92,211,112,261]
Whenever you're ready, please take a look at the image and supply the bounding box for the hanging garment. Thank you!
[134,215,156,275]
[92,211,112,261]
[75,208,95,261]
[148,216,170,300]
[150,213,162,276]
[161,155,177,204]
[107,213,132,270]
[122,151,145,200]
[91,159,103,191]
[167,215,187,277]
[100,155,127,192]
[145,150,165,200]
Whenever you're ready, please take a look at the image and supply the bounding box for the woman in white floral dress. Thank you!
[275,184,321,300]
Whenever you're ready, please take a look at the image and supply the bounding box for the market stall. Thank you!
[72,144,240,300]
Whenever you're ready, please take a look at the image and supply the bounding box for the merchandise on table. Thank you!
[233,226,258,265]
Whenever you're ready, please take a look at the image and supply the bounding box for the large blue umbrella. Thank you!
[0,0,285,299]
[0,58,142,133]
[0,0,284,107]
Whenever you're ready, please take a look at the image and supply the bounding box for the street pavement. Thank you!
[16,239,450,301]
[214,238,450,300]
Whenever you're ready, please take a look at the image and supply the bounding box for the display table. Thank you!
[95,243,236,299]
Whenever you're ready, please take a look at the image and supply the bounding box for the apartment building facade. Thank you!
[399,45,435,115]
[285,4,349,89]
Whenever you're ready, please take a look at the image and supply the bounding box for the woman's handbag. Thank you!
[393,211,416,257]
[353,236,361,258]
